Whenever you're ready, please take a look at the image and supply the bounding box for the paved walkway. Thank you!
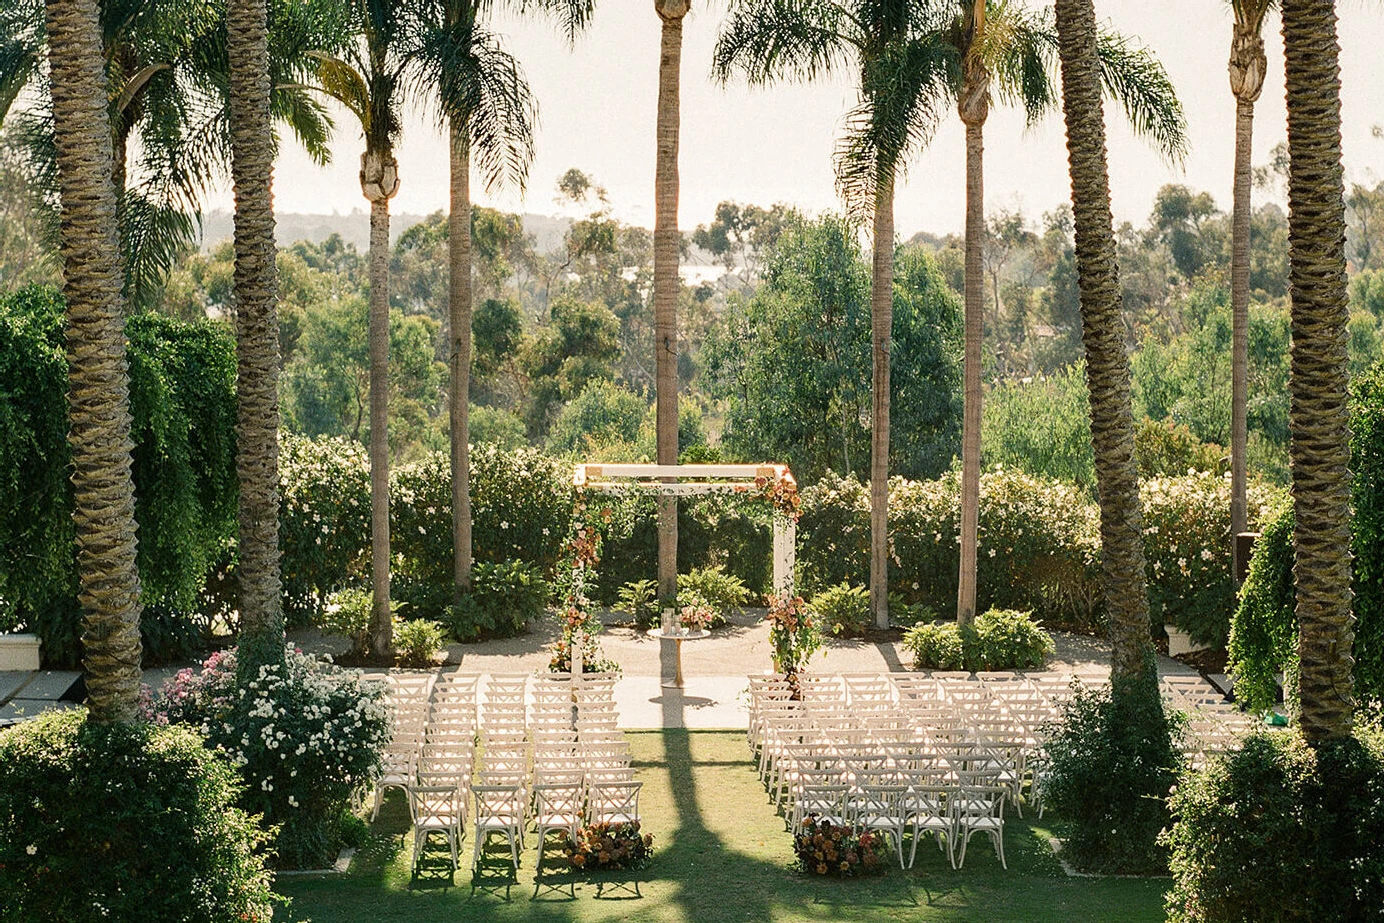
[3,609,1211,730]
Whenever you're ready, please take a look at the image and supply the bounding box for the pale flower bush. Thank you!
[144,646,389,869]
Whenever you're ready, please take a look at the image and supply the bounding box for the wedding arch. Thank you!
[565,463,800,676]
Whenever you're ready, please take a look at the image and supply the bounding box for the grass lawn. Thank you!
[277,730,1168,923]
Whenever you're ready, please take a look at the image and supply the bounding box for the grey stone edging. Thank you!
[273,847,356,878]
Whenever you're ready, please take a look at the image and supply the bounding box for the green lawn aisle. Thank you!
[276,730,1168,922]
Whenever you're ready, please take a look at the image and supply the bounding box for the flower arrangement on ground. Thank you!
[766,592,822,695]
[143,645,390,869]
[793,816,888,877]
[564,821,654,871]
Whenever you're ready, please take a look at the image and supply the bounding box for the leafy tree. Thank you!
[691,199,793,285]
[522,295,620,435]
[546,379,647,458]
[706,215,961,484]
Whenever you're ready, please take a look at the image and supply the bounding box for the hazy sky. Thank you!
[210,0,1384,239]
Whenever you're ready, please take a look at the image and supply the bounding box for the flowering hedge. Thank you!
[797,469,1101,627]
[144,646,389,869]
[1141,472,1278,648]
[280,438,573,624]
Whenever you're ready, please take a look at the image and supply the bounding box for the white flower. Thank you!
[26,845,37,856]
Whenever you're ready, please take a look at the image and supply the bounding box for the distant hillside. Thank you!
[198,209,574,254]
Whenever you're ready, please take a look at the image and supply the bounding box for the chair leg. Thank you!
[994,830,1006,870]
[371,785,383,821]
[412,829,424,873]
[472,829,484,871]
[509,830,520,870]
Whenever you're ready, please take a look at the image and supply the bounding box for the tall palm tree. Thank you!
[226,0,283,673]
[714,0,954,630]
[1279,0,1354,743]
[936,0,1186,625]
[1052,0,1151,686]
[409,0,593,604]
[44,0,143,723]
[310,4,406,659]
[2,0,340,308]
[1228,0,1273,566]
[655,0,690,606]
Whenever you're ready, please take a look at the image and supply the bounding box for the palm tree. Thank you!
[44,0,143,722]
[226,0,284,673]
[2,0,339,308]
[714,0,955,630]
[655,0,690,606]
[935,0,1187,625]
[409,0,593,605]
[1052,0,1151,686]
[1278,0,1354,743]
[1228,0,1273,567]
[309,4,406,659]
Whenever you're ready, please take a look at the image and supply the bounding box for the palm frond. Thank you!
[985,2,1056,126]
[309,50,374,133]
[513,0,596,46]
[0,0,43,127]
[836,34,955,220]
[119,188,199,311]
[1093,29,1189,164]
[712,0,856,87]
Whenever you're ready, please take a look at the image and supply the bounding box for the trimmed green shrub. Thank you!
[1142,472,1278,648]
[146,646,389,870]
[316,587,376,657]
[0,709,274,922]
[1134,417,1225,479]
[446,560,549,642]
[394,618,446,666]
[1163,727,1384,922]
[809,583,872,638]
[1040,675,1185,874]
[0,286,238,666]
[1226,498,1296,714]
[902,608,1054,671]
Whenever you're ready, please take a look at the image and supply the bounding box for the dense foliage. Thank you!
[1040,676,1185,874]
[145,647,389,869]
[1163,723,1384,922]
[1228,362,1384,710]
[0,710,274,923]
[445,560,549,641]
[809,582,872,638]
[902,608,1055,671]
[0,286,237,666]
[705,215,962,483]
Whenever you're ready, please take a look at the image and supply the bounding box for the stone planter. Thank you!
[1166,627,1208,658]
[0,633,41,671]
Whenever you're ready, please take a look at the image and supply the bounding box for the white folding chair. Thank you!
[471,784,525,871]
[586,779,641,826]
[953,785,1007,869]
[409,785,465,871]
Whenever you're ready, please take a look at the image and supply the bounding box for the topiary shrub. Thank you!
[1163,725,1384,922]
[146,646,389,869]
[0,709,274,922]
[902,608,1054,671]
[1040,674,1185,874]
[445,559,549,642]
[809,583,872,638]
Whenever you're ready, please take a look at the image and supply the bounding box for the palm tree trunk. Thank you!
[958,113,986,627]
[1229,13,1266,566]
[1055,0,1152,685]
[654,0,689,604]
[363,152,396,660]
[227,0,284,675]
[1230,96,1253,553]
[449,123,473,602]
[45,0,143,723]
[1280,0,1355,743]
[870,172,894,630]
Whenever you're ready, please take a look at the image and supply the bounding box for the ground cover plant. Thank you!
[275,730,1169,923]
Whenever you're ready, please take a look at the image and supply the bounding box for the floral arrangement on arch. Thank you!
[732,470,801,522]
[793,816,888,877]
[766,593,822,692]
[548,490,620,675]
[564,821,654,871]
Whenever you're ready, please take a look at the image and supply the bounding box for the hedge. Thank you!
[0,286,237,666]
